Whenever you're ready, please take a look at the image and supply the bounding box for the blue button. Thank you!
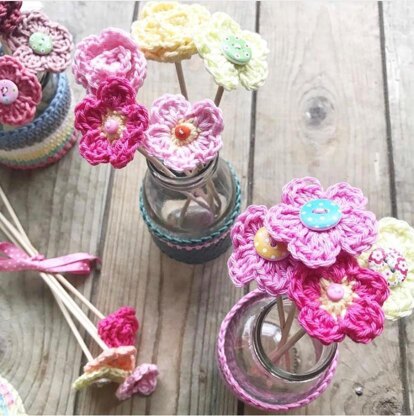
[299,199,342,231]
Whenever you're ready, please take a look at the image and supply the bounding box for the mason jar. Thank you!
[217,289,338,411]
[139,156,241,264]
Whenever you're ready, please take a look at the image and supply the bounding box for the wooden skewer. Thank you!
[271,329,306,363]
[214,85,224,106]
[175,61,188,100]
[277,296,286,329]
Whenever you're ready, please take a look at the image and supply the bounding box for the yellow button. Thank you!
[253,227,289,261]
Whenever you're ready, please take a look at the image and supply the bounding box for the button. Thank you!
[0,79,18,105]
[326,283,345,302]
[300,198,342,231]
[29,32,53,55]
[174,124,192,141]
[221,35,252,66]
[253,227,289,261]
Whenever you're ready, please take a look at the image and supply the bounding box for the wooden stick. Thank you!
[214,85,224,106]
[276,296,286,329]
[175,61,188,100]
[271,328,306,363]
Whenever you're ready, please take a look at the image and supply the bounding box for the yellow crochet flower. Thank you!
[131,1,210,63]
[72,367,129,390]
[193,12,269,91]
[359,217,414,321]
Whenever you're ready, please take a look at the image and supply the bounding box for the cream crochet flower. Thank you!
[194,12,269,91]
[131,1,210,63]
[359,217,414,321]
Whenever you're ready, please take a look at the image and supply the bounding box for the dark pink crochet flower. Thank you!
[75,76,149,169]
[289,254,389,345]
[98,306,139,348]
[0,1,22,34]
[116,364,159,400]
[0,55,41,126]
[3,11,73,73]
[265,177,378,268]
[228,205,296,296]
[142,94,223,172]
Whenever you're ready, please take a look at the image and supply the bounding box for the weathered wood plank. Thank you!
[0,2,135,414]
[250,2,403,414]
[75,2,256,415]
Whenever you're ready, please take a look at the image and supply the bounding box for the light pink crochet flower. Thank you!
[98,307,139,348]
[142,94,223,172]
[0,55,41,126]
[116,364,159,400]
[228,205,296,296]
[265,177,378,268]
[73,27,147,94]
[75,76,149,169]
[3,11,73,73]
[289,254,389,345]
[0,1,22,34]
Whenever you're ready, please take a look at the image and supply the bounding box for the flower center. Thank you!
[368,247,408,287]
[174,124,191,141]
[326,283,345,302]
[171,121,198,146]
[221,35,252,66]
[29,32,53,55]
[0,79,18,105]
[102,113,125,142]
[253,227,289,262]
[299,198,342,231]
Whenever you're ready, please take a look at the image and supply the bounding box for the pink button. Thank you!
[0,79,18,105]
[326,283,344,302]
[104,118,119,135]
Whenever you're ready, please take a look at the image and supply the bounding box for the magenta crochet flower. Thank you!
[3,11,73,73]
[116,364,159,400]
[98,306,140,348]
[73,27,147,94]
[289,254,389,345]
[228,205,296,296]
[0,55,41,126]
[265,177,378,268]
[0,1,22,34]
[75,76,149,169]
[142,94,223,172]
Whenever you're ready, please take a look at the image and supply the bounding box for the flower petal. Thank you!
[325,182,367,212]
[231,205,267,248]
[116,364,159,400]
[150,94,191,127]
[264,203,302,242]
[281,177,323,207]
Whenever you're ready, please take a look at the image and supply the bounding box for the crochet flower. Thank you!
[3,11,73,73]
[289,254,389,345]
[73,28,147,94]
[193,12,269,91]
[142,94,223,172]
[0,55,41,126]
[359,217,414,321]
[75,76,149,169]
[131,2,210,63]
[265,177,378,268]
[98,307,139,348]
[73,367,129,391]
[84,346,137,373]
[0,1,22,34]
[228,205,296,296]
[116,364,159,400]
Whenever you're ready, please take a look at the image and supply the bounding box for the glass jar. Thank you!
[217,290,338,411]
[140,157,241,264]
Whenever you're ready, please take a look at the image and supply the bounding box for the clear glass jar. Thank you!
[140,157,241,264]
[217,290,338,411]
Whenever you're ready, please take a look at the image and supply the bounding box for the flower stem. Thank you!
[175,61,188,100]
[214,86,224,107]
[271,328,306,364]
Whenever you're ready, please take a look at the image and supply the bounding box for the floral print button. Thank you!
[0,79,18,105]
[254,227,289,261]
[29,32,53,55]
[300,198,342,231]
[221,35,251,65]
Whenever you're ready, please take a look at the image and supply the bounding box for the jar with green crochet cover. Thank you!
[139,156,241,264]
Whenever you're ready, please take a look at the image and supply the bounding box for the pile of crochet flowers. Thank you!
[228,177,414,345]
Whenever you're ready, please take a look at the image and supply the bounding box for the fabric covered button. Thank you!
[326,283,345,302]
[0,79,18,105]
[221,35,251,65]
[29,32,53,55]
[254,227,289,261]
[300,199,342,231]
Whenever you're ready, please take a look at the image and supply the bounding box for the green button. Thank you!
[29,32,53,56]
[221,35,252,66]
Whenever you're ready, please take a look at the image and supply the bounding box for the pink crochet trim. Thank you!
[116,364,159,400]
[142,94,223,172]
[265,177,378,268]
[228,205,296,296]
[0,1,22,34]
[73,27,147,94]
[289,254,389,345]
[4,11,73,73]
[0,56,41,126]
[98,306,139,348]
[75,76,148,169]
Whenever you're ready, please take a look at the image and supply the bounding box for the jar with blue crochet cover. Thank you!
[140,156,241,264]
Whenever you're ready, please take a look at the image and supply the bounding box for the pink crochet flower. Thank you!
[116,364,159,400]
[0,1,22,34]
[289,254,389,345]
[3,11,73,73]
[142,94,223,172]
[98,306,140,348]
[73,27,147,94]
[228,205,296,296]
[75,76,149,169]
[265,177,378,268]
[0,55,41,126]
